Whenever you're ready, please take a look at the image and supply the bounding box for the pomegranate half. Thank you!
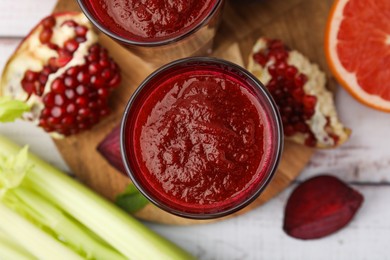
[0,12,121,137]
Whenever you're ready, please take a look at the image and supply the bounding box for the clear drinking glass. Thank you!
[120,57,283,219]
[77,0,225,67]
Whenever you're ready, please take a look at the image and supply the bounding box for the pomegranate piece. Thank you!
[248,38,350,148]
[97,125,127,176]
[283,175,364,240]
[0,12,121,137]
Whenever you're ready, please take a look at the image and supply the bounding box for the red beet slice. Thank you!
[283,175,363,240]
[97,125,127,176]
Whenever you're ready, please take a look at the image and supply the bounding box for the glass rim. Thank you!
[76,0,224,47]
[120,57,284,219]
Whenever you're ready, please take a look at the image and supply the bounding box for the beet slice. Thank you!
[97,125,127,176]
[283,175,364,240]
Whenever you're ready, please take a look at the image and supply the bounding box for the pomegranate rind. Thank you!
[248,38,351,148]
[0,12,98,126]
[325,0,390,112]
[283,175,364,240]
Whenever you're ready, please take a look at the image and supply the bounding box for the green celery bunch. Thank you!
[0,135,194,260]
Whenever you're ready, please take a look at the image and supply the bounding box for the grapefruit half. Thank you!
[325,0,390,112]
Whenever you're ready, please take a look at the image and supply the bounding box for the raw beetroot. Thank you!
[283,175,363,240]
[97,124,127,176]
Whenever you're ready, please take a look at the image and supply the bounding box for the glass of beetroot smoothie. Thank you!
[121,57,283,219]
[77,0,224,66]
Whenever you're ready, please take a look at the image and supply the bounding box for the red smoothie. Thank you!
[122,59,282,217]
[82,0,218,42]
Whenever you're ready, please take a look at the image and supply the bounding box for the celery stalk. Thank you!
[0,135,195,260]
[0,228,36,260]
[10,188,126,260]
[0,203,83,260]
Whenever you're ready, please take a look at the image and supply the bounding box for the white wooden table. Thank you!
[1,1,389,259]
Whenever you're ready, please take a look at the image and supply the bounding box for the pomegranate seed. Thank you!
[39,118,48,128]
[58,49,72,66]
[76,85,88,95]
[48,117,60,125]
[66,67,78,76]
[54,94,65,106]
[275,51,288,61]
[286,66,298,79]
[97,88,109,99]
[87,53,98,62]
[23,81,36,95]
[110,62,118,71]
[51,79,66,93]
[42,16,56,28]
[25,70,38,82]
[91,76,105,87]
[89,44,100,53]
[253,53,267,66]
[39,74,48,85]
[42,66,53,76]
[276,62,287,76]
[39,28,52,44]
[75,25,88,37]
[292,88,304,101]
[65,89,76,99]
[267,79,277,91]
[62,116,75,126]
[51,107,64,118]
[48,57,59,70]
[108,74,121,88]
[47,43,59,50]
[43,93,55,107]
[64,39,79,53]
[295,74,308,88]
[88,101,99,109]
[36,84,45,96]
[101,69,113,80]
[79,108,91,118]
[294,123,308,133]
[66,103,77,115]
[89,62,101,74]
[304,108,315,119]
[268,65,277,77]
[303,95,317,109]
[41,108,51,117]
[77,71,90,84]
[64,76,77,88]
[76,97,88,107]
[62,20,78,27]
[76,36,87,43]
[99,59,110,69]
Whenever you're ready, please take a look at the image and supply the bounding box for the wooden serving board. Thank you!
[53,0,335,225]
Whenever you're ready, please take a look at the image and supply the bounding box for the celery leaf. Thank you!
[0,97,30,123]
[115,184,149,214]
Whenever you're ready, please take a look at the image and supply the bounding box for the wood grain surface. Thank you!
[50,0,333,225]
